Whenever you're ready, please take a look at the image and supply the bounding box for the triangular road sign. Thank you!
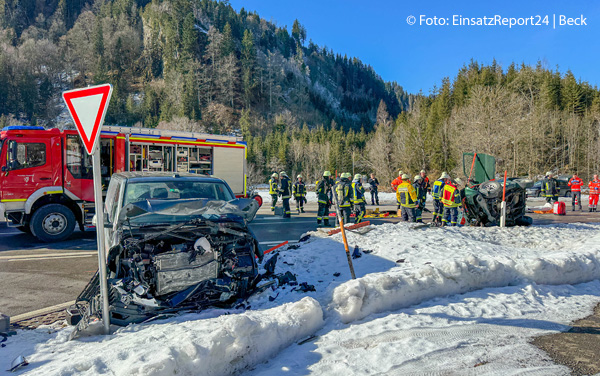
[62,84,113,155]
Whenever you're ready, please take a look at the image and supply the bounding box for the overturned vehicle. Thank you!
[461,153,534,227]
[68,198,263,333]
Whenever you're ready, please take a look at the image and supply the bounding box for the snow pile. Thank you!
[13,297,323,376]
[330,225,600,323]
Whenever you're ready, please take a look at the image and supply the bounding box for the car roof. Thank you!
[112,172,227,184]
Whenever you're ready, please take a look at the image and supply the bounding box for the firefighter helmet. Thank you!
[398,170,404,177]
[323,171,331,177]
[414,175,421,182]
[297,174,302,179]
[440,172,450,180]
[401,173,409,180]
[354,174,361,180]
[271,173,278,178]
[280,171,287,177]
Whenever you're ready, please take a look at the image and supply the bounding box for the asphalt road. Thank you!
[1,199,599,317]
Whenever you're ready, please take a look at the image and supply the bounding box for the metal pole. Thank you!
[331,182,356,279]
[92,150,110,334]
[500,170,507,228]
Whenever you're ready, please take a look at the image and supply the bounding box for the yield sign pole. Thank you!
[62,84,113,335]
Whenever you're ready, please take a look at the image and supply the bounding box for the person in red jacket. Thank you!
[589,174,600,212]
[568,174,583,211]
[391,170,404,191]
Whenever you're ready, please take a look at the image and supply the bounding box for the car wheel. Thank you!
[30,204,76,242]
[565,190,571,198]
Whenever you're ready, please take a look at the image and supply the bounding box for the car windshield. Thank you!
[123,180,234,207]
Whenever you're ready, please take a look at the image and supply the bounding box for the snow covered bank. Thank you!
[5,297,323,376]
[248,281,600,375]
[329,225,600,323]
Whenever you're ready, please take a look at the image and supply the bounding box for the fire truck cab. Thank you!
[0,125,248,242]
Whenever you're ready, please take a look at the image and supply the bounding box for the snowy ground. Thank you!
[3,222,600,375]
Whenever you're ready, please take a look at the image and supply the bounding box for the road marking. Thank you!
[259,240,298,245]
[251,220,317,225]
[0,251,97,261]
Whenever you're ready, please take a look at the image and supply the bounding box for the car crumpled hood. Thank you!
[117,198,259,227]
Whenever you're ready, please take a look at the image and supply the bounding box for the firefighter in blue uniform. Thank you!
[293,174,307,213]
[351,174,366,223]
[431,172,449,225]
[413,175,427,223]
[279,171,292,218]
[268,173,279,212]
[316,171,333,227]
[336,172,353,224]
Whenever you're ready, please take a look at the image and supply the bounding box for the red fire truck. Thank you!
[0,125,250,242]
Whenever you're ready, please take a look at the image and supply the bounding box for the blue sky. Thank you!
[229,0,600,94]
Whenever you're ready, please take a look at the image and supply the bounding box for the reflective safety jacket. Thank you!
[391,176,403,191]
[541,178,558,198]
[396,181,417,208]
[351,180,366,204]
[280,176,291,199]
[316,178,332,204]
[422,176,430,192]
[336,179,352,208]
[414,181,426,207]
[589,180,600,195]
[441,182,461,207]
[568,177,583,192]
[292,180,306,198]
[268,178,279,195]
[432,178,445,200]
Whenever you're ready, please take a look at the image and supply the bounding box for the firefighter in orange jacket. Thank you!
[391,170,405,213]
[441,178,462,226]
[396,174,417,222]
[589,174,600,212]
[568,174,583,211]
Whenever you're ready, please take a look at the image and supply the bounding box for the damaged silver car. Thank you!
[68,174,264,335]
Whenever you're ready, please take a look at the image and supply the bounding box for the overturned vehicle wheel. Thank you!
[69,198,263,335]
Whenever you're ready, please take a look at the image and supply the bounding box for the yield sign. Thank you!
[62,84,113,155]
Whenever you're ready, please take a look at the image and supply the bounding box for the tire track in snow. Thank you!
[338,324,505,349]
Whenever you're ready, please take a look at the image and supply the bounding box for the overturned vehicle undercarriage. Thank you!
[68,198,263,334]
[461,152,533,227]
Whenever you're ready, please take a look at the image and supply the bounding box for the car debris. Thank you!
[68,197,263,338]
[8,356,28,372]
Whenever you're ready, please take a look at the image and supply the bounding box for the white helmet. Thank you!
[401,173,409,180]
[440,172,450,180]
[413,175,421,182]
[398,170,404,176]
[297,174,303,179]
[271,173,279,178]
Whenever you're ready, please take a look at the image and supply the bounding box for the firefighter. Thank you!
[316,171,333,227]
[396,174,417,221]
[352,174,366,223]
[568,174,583,211]
[268,173,279,212]
[413,175,427,223]
[420,170,431,193]
[441,177,462,226]
[368,173,380,205]
[431,172,449,226]
[589,174,600,212]
[336,172,353,224]
[279,171,292,218]
[292,174,307,213]
[541,172,559,204]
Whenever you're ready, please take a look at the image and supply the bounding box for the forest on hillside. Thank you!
[246,62,600,187]
[1,1,600,186]
[0,0,408,133]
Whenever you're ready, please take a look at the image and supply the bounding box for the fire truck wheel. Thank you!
[30,204,76,242]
